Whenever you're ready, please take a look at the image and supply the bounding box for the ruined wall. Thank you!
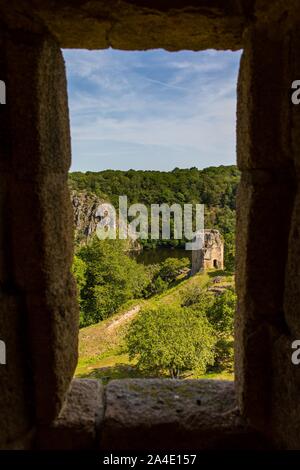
[203,230,224,270]
[191,230,224,274]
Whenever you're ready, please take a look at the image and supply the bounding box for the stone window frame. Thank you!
[1,0,299,450]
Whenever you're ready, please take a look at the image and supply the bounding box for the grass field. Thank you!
[75,269,234,383]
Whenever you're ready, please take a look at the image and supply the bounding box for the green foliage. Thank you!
[180,284,203,307]
[180,284,214,312]
[141,257,190,297]
[223,232,235,273]
[69,166,239,211]
[179,281,236,372]
[72,255,87,325]
[206,288,236,372]
[126,305,216,378]
[69,166,239,264]
[72,255,87,292]
[71,165,238,375]
[76,238,149,327]
[206,288,236,336]
[158,257,190,282]
[149,276,169,295]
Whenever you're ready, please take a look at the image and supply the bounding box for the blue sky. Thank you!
[63,48,242,172]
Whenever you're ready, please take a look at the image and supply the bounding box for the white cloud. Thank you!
[63,49,241,171]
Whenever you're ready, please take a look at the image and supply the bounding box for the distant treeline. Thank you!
[69,165,239,208]
[69,165,240,271]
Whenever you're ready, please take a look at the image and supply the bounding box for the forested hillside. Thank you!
[69,165,239,270]
[69,165,239,208]
[76,270,236,381]
[70,166,239,377]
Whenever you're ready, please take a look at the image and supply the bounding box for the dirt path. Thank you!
[79,304,141,360]
[106,305,140,331]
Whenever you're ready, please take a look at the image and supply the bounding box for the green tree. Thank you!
[77,238,149,326]
[206,288,236,371]
[158,257,190,283]
[180,283,215,315]
[72,255,87,292]
[72,255,87,325]
[149,276,168,295]
[126,305,216,378]
[224,232,235,273]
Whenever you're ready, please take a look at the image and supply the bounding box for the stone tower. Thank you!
[191,229,224,275]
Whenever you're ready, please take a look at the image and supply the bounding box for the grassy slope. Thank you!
[75,270,234,383]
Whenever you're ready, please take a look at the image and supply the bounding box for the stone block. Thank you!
[101,379,269,450]
[38,379,104,450]
[0,291,34,448]
[284,190,300,337]
[7,174,79,424]
[268,330,300,449]
[236,174,294,321]
[2,1,245,51]
[6,34,71,178]
[24,274,79,424]
[237,25,292,170]
[235,173,294,431]
[1,32,79,424]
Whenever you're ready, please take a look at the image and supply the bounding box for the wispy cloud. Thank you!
[63,48,242,171]
[140,76,189,91]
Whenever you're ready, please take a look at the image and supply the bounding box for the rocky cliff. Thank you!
[71,190,141,252]
[71,190,106,245]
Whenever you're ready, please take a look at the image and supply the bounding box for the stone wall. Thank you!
[0,21,79,448]
[235,2,300,448]
[1,0,300,451]
[38,378,270,450]
[191,229,224,274]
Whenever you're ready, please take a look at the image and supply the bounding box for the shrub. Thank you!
[158,257,190,283]
[76,238,149,326]
[126,305,216,378]
[206,288,236,372]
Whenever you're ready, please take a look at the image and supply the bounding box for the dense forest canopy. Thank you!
[69,165,239,271]
[69,165,239,209]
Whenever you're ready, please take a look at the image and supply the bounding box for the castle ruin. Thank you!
[191,230,224,275]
